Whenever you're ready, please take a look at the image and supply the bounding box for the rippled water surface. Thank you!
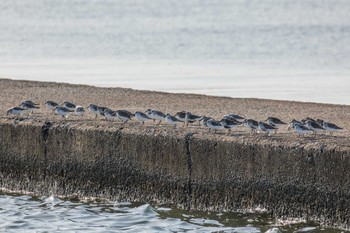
[0,193,346,233]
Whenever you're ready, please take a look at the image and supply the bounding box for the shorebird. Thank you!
[75,106,85,117]
[21,100,39,106]
[185,112,202,127]
[301,117,317,125]
[199,116,213,127]
[103,109,117,121]
[224,114,245,122]
[316,119,324,127]
[221,118,241,135]
[54,106,72,118]
[175,111,186,122]
[98,106,112,120]
[19,102,39,110]
[258,121,278,135]
[206,119,224,133]
[292,123,313,136]
[46,100,59,110]
[87,104,99,119]
[135,111,152,125]
[243,119,259,134]
[165,113,180,128]
[19,102,39,115]
[266,117,287,129]
[288,119,302,131]
[146,109,166,125]
[63,101,76,111]
[6,107,25,116]
[116,110,133,124]
[305,120,324,134]
[322,121,343,135]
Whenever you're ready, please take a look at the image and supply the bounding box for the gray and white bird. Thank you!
[19,102,39,111]
[75,106,85,117]
[19,102,39,115]
[288,119,302,131]
[322,121,343,135]
[6,107,25,116]
[116,110,133,124]
[305,120,324,134]
[104,109,117,121]
[185,112,202,127]
[221,118,241,135]
[258,121,278,135]
[87,104,99,119]
[266,117,287,129]
[46,100,59,110]
[243,119,259,134]
[54,106,72,118]
[175,111,187,122]
[200,116,214,127]
[146,109,166,125]
[224,114,245,122]
[63,101,76,111]
[291,123,312,136]
[98,107,112,119]
[21,100,39,106]
[206,119,224,133]
[316,119,324,127]
[135,111,152,125]
[165,114,180,128]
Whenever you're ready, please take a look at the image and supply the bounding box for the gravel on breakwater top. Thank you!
[0,78,349,152]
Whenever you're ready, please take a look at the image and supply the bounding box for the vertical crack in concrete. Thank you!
[184,132,194,210]
[41,121,53,181]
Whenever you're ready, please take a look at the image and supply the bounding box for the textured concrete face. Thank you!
[0,121,350,228]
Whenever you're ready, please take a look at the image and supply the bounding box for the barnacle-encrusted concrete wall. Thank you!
[0,121,349,228]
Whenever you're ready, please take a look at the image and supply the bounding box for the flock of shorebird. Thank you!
[5,100,344,136]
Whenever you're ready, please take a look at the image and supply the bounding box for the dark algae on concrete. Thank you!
[1,120,350,229]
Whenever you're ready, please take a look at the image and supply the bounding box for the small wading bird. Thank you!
[75,106,85,117]
[87,104,99,119]
[206,119,224,133]
[322,121,343,135]
[291,122,313,136]
[19,102,39,115]
[265,116,287,132]
[63,101,76,111]
[305,120,324,134]
[54,106,73,118]
[146,109,166,125]
[6,107,25,116]
[165,113,180,128]
[46,100,59,110]
[220,118,241,135]
[185,112,202,127]
[258,121,278,135]
[243,119,259,134]
[116,110,133,124]
[135,111,152,125]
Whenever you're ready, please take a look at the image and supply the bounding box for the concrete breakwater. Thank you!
[1,120,350,229]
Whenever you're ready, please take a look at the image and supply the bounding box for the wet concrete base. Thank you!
[0,121,349,229]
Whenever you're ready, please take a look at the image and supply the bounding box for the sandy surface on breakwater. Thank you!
[0,78,349,151]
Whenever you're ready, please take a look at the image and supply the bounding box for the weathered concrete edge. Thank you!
[0,122,349,229]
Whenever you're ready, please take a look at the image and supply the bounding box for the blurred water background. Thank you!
[0,0,349,104]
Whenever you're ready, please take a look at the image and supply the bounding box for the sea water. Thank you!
[0,0,350,104]
[0,192,345,233]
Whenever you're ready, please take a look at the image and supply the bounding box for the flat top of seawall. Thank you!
[0,78,349,152]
